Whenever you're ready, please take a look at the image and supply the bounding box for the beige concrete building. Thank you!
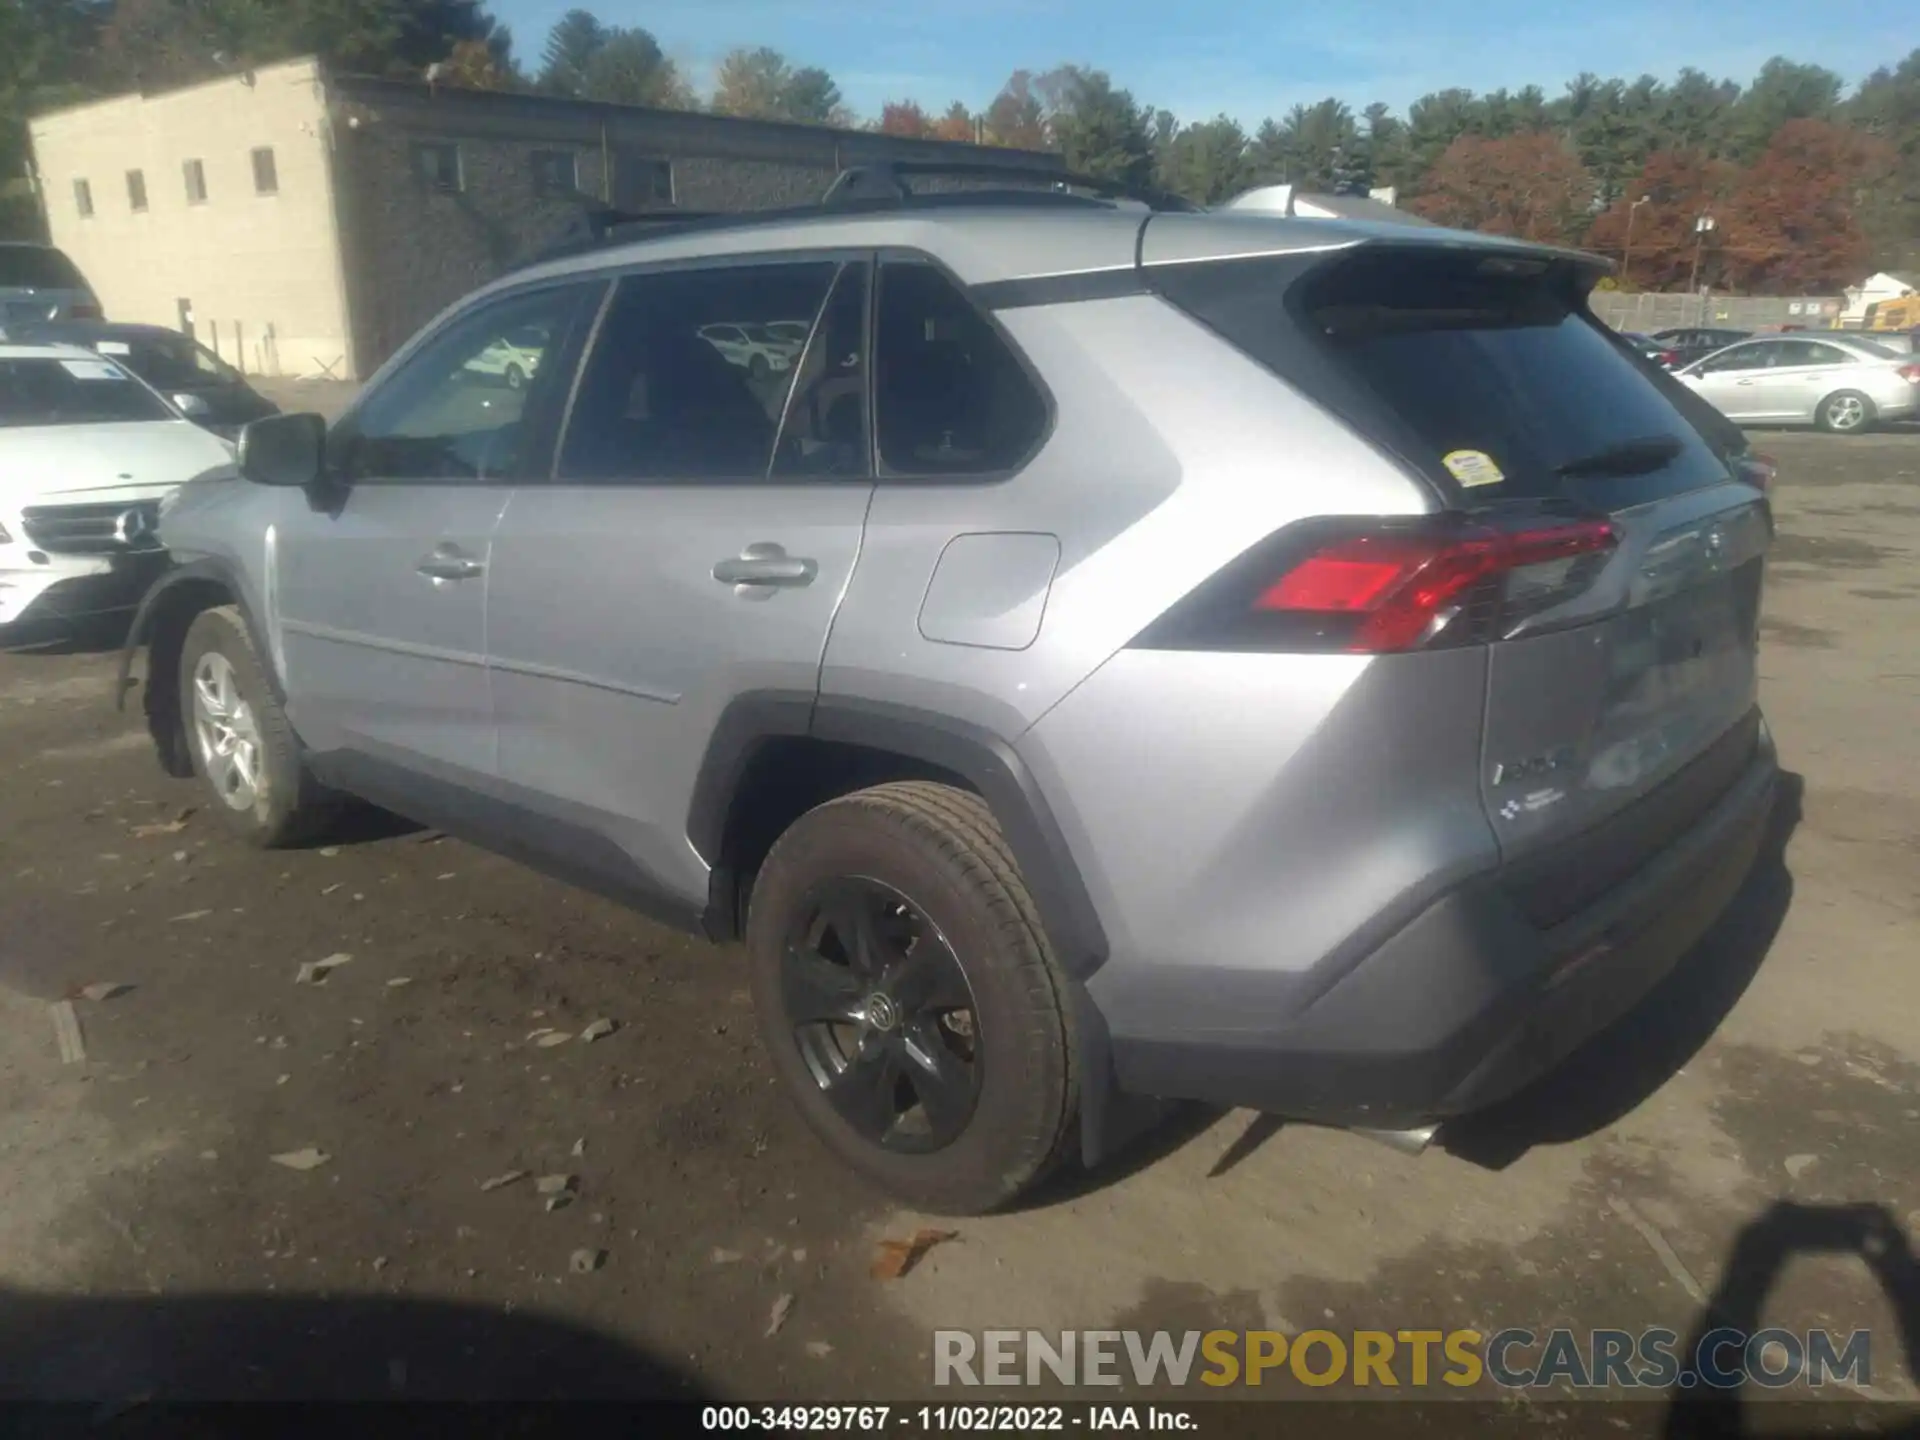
[31,58,356,379]
[30,58,1052,382]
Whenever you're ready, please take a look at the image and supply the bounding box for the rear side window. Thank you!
[0,245,89,289]
[874,261,1048,477]
[1155,249,1736,511]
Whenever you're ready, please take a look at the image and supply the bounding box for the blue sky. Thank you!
[490,0,1912,124]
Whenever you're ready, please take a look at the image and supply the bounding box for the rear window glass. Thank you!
[1156,249,1736,511]
[0,245,89,290]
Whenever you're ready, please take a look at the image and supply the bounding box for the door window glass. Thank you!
[557,261,836,482]
[874,261,1048,476]
[771,262,871,479]
[1698,343,1772,373]
[344,284,595,483]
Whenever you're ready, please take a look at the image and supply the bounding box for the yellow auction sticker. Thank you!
[1442,449,1505,487]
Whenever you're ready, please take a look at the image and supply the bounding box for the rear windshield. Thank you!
[0,356,174,427]
[1154,248,1737,511]
[0,245,89,290]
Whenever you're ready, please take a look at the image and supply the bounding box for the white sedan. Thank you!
[1,342,234,640]
[1673,334,1920,433]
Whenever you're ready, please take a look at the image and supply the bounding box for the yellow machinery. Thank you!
[1866,293,1920,331]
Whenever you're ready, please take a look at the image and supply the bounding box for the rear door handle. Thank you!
[416,546,484,582]
[713,543,817,589]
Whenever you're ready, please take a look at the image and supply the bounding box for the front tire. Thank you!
[746,781,1079,1215]
[1817,389,1874,433]
[504,362,526,391]
[180,606,338,847]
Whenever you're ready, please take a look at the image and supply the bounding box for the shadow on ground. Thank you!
[1663,1201,1920,1439]
[0,1287,708,1404]
[1444,772,1803,1170]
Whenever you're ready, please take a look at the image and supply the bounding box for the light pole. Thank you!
[1688,214,1716,317]
[1621,194,1650,287]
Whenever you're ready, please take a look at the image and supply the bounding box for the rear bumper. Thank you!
[1107,724,1779,1127]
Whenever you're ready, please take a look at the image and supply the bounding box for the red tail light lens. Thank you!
[1659,350,1679,367]
[1897,363,1920,384]
[1133,514,1620,655]
[1257,520,1617,652]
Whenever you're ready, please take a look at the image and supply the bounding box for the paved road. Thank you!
[1,428,1917,1422]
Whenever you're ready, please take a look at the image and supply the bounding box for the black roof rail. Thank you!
[512,162,1198,271]
[820,159,1198,213]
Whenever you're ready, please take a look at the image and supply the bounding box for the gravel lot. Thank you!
[2,420,1917,1426]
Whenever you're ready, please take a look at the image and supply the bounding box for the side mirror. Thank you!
[170,391,212,419]
[237,413,327,488]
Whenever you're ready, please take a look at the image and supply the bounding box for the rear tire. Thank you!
[179,606,339,847]
[1817,389,1875,433]
[746,781,1079,1215]
[504,362,526,391]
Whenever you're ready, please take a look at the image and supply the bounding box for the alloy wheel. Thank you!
[191,651,263,810]
[779,877,981,1153]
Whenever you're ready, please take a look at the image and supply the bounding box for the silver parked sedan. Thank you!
[1675,334,1920,432]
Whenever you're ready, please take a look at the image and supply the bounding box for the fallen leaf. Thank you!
[50,1000,85,1064]
[294,953,353,985]
[535,1173,577,1196]
[870,1227,958,1281]
[570,1137,586,1158]
[386,977,413,989]
[1785,1154,1818,1179]
[535,1031,572,1048]
[711,1247,745,1264]
[569,1248,605,1274]
[74,982,134,1002]
[130,819,189,838]
[479,1170,528,1192]
[318,847,340,858]
[805,1341,833,1359]
[270,1147,329,1171]
[579,1018,617,1043]
[170,910,213,923]
[765,1293,795,1337]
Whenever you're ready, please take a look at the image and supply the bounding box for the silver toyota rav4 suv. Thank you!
[118,164,1779,1214]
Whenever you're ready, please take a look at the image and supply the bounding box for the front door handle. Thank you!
[713,542,817,589]
[416,546,484,582]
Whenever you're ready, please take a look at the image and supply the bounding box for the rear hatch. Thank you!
[1146,233,1770,913]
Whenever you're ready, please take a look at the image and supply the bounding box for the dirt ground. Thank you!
[2,415,1918,1425]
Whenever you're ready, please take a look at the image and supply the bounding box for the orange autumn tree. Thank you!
[1717,119,1895,292]
[1586,150,1740,290]
[1408,133,1593,243]
[878,101,934,138]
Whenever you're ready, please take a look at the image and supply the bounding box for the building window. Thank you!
[251,146,278,195]
[531,148,578,198]
[413,141,464,194]
[184,158,207,204]
[611,154,673,210]
[126,169,148,212]
[73,178,93,217]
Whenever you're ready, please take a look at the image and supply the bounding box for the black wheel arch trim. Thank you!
[689,692,1111,980]
[114,556,281,778]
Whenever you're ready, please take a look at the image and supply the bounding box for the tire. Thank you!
[504,362,526,391]
[748,353,771,383]
[1817,389,1875,433]
[746,781,1079,1215]
[179,606,339,847]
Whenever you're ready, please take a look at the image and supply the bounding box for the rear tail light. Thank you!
[69,303,102,320]
[1897,363,1920,384]
[1133,513,1620,655]
[1659,350,1679,368]
[1736,452,1776,494]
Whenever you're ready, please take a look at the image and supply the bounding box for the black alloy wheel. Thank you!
[779,876,981,1153]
